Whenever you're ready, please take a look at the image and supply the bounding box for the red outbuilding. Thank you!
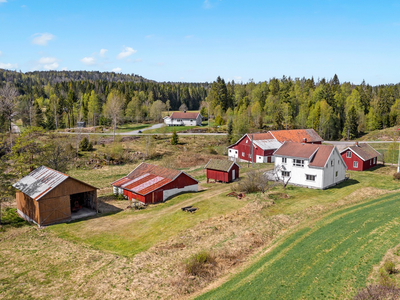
[228,129,323,163]
[111,163,199,204]
[205,159,240,183]
[340,142,380,171]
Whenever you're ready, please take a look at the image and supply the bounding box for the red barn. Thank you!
[228,129,323,163]
[111,163,198,204]
[205,159,240,183]
[340,142,380,171]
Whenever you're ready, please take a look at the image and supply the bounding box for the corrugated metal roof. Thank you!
[13,166,69,201]
[170,112,200,120]
[204,159,238,172]
[270,129,323,143]
[113,163,198,196]
[253,139,282,150]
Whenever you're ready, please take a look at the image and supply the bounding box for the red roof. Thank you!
[112,163,198,195]
[274,142,335,168]
[270,129,323,143]
[170,112,200,120]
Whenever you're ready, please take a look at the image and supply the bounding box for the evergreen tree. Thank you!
[34,101,45,128]
[343,105,358,140]
[171,129,179,145]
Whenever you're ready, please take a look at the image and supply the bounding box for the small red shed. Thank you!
[340,142,380,171]
[205,159,240,183]
[111,163,199,204]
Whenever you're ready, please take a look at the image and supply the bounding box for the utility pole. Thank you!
[397,131,400,173]
[251,134,254,167]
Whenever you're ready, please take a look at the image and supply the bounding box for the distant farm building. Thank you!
[13,166,98,227]
[273,142,347,189]
[204,159,240,183]
[340,142,380,171]
[112,163,199,204]
[228,129,323,163]
[163,111,202,126]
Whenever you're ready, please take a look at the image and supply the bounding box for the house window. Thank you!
[242,152,245,157]
[282,171,290,177]
[246,140,248,143]
[282,157,287,163]
[335,171,338,177]
[306,174,316,181]
[229,149,232,153]
[347,151,352,158]
[331,160,334,166]
[293,159,304,167]
[353,161,358,168]
[338,160,340,165]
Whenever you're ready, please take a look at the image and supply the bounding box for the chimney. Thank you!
[303,138,307,143]
[355,141,359,147]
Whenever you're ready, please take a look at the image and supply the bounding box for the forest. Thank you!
[1,69,400,142]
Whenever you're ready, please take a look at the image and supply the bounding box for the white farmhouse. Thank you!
[163,111,202,126]
[273,142,347,189]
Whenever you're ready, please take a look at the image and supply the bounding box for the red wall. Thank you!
[206,164,239,183]
[123,173,198,204]
[341,150,377,171]
[230,136,276,162]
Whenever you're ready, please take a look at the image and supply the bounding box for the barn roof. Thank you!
[274,142,335,168]
[270,129,323,143]
[112,163,198,196]
[228,132,281,151]
[341,142,380,161]
[170,112,200,119]
[12,166,97,201]
[204,159,239,172]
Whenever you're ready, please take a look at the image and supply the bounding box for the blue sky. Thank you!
[0,0,399,85]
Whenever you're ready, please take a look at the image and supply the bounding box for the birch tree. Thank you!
[104,90,124,141]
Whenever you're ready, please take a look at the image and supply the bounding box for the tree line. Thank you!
[1,69,400,141]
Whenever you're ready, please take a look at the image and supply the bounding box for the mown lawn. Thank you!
[197,191,400,300]
[114,123,151,133]
[48,186,245,257]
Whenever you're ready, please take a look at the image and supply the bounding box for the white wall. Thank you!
[228,149,239,159]
[274,151,346,189]
[164,115,202,126]
[163,184,198,201]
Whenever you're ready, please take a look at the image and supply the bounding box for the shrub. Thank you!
[354,284,400,300]
[233,170,273,194]
[80,137,94,151]
[185,250,217,278]
[208,146,218,154]
[393,172,400,180]
[379,267,396,288]
[384,260,396,274]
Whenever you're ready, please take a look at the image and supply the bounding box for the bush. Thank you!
[393,172,400,180]
[171,130,179,145]
[384,260,396,275]
[185,250,217,278]
[207,146,218,154]
[80,137,93,151]
[233,170,272,193]
[354,284,400,300]
[379,267,396,288]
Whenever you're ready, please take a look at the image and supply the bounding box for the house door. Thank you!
[232,169,235,180]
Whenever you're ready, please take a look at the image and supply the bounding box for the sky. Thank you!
[0,0,400,85]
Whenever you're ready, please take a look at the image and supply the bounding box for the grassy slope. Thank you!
[197,188,400,299]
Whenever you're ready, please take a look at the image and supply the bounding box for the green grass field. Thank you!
[114,123,151,133]
[197,191,400,300]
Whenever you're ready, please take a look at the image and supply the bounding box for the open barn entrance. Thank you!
[70,191,97,220]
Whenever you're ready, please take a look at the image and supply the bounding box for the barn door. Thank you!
[232,169,235,180]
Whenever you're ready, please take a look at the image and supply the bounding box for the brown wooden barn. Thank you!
[205,159,240,183]
[13,166,98,227]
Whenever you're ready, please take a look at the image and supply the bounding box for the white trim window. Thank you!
[306,174,316,181]
[347,151,352,158]
[353,161,358,168]
[282,171,290,177]
[242,152,245,157]
[293,159,304,167]
[335,171,338,177]
[282,157,287,164]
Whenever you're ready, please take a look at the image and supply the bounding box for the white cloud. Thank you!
[0,51,2,56]
[0,0,7,3]
[99,49,108,57]
[203,0,221,9]
[43,62,59,70]
[112,67,122,72]
[117,47,137,59]
[32,33,55,46]
[61,67,68,71]
[0,62,18,69]
[80,57,96,65]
